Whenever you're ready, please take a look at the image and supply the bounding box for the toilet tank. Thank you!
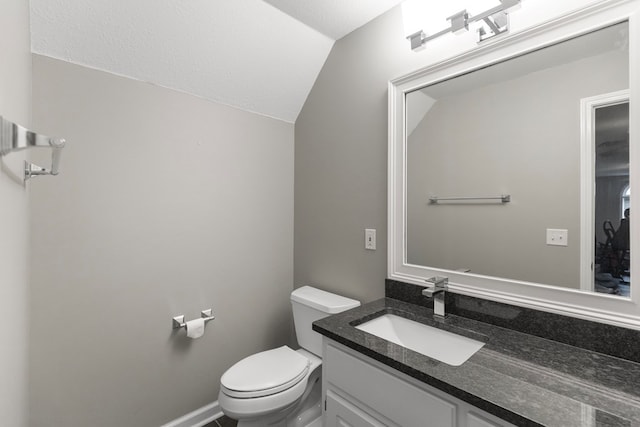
[291,286,360,357]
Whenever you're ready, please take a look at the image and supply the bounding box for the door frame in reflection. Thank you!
[580,89,630,292]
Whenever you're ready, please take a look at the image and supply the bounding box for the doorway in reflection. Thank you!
[594,101,630,296]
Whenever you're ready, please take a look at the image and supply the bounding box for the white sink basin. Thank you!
[355,314,485,366]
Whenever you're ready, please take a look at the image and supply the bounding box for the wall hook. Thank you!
[0,115,66,181]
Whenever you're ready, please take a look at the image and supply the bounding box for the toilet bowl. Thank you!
[218,286,360,427]
[219,347,322,427]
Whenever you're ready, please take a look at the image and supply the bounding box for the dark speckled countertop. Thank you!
[313,297,640,427]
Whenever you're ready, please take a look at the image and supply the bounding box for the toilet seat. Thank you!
[220,346,311,399]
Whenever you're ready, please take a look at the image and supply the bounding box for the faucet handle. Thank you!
[425,276,448,288]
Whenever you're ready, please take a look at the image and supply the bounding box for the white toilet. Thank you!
[218,286,360,427]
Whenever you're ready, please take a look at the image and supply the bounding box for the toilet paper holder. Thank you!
[172,309,215,330]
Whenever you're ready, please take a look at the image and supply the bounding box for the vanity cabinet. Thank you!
[325,393,386,427]
[323,339,515,427]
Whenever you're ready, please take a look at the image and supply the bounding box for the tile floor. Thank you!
[204,415,238,427]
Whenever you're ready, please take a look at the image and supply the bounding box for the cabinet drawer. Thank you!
[467,412,511,427]
[325,391,387,427]
[325,343,457,427]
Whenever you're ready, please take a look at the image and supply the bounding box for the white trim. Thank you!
[389,0,640,330]
[581,403,597,427]
[160,401,222,427]
[579,90,630,292]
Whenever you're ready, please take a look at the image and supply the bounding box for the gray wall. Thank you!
[294,7,426,302]
[30,55,294,427]
[295,0,603,303]
[0,1,31,426]
[406,50,628,288]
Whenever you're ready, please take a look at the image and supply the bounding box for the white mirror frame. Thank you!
[388,0,640,329]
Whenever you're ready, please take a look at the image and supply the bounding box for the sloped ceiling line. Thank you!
[30,0,404,123]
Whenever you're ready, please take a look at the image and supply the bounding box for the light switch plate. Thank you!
[365,229,376,250]
[546,229,568,246]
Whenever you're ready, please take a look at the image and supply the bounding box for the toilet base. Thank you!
[286,372,322,427]
[236,370,322,427]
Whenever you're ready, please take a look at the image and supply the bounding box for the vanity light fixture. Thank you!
[403,0,521,51]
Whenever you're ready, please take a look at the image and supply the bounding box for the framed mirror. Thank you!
[388,0,640,328]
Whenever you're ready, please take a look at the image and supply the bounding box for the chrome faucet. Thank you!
[422,276,448,318]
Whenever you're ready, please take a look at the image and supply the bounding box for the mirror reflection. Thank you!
[405,22,630,295]
[595,100,630,296]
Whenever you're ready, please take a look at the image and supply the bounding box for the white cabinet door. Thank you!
[466,412,512,427]
[325,343,457,427]
[323,340,517,427]
[325,392,387,427]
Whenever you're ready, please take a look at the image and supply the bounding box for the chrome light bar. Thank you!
[407,0,521,50]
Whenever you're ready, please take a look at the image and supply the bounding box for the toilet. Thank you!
[218,286,360,427]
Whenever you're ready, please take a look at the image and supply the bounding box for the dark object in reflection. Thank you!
[597,209,630,295]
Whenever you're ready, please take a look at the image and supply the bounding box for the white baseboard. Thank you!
[160,401,223,427]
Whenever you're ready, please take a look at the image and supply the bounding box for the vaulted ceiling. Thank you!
[30,0,405,123]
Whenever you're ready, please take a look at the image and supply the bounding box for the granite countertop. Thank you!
[313,297,640,427]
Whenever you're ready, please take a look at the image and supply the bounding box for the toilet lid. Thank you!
[220,346,310,398]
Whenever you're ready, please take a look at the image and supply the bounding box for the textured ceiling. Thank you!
[30,0,403,123]
[263,0,405,40]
